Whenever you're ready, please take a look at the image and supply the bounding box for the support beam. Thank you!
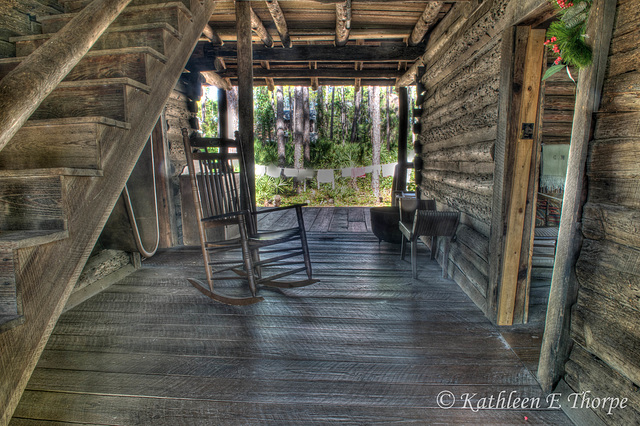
[538,0,617,393]
[213,27,415,43]
[217,68,404,79]
[496,28,546,326]
[194,44,426,66]
[0,0,132,153]
[316,0,467,2]
[335,0,351,47]
[260,61,275,91]
[218,88,228,140]
[408,2,443,46]
[397,86,408,192]
[397,1,474,86]
[236,0,256,208]
[250,6,273,47]
[214,57,226,71]
[265,0,292,48]
[246,78,398,87]
[202,24,223,46]
[202,70,232,91]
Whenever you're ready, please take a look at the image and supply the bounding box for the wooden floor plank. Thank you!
[13,390,571,425]
[12,215,567,424]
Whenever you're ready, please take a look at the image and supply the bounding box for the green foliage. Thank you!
[543,0,592,80]
[198,96,218,137]
[200,85,417,206]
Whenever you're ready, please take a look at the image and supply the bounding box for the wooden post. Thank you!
[152,112,178,248]
[397,86,408,192]
[538,0,617,392]
[496,28,546,326]
[218,87,228,140]
[0,0,132,152]
[236,0,255,209]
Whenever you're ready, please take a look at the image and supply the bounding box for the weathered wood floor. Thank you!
[12,208,569,424]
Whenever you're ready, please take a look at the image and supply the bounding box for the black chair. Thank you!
[182,129,317,305]
[400,208,459,279]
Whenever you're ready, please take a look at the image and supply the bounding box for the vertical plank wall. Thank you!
[563,0,640,423]
[417,0,511,316]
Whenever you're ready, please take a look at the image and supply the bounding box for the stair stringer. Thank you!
[0,1,217,423]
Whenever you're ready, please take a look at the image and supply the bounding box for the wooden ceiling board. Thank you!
[197,1,462,86]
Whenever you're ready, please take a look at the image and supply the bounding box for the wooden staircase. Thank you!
[0,0,215,422]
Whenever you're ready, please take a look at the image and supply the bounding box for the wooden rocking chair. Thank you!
[182,129,317,306]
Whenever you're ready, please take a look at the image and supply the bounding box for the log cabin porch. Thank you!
[2,0,638,423]
[11,207,570,424]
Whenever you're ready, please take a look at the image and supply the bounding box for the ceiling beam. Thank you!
[315,0,466,3]
[265,0,292,48]
[217,68,404,79]
[194,43,426,65]
[409,2,443,46]
[398,1,473,86]
[335,0,351,47]
[202,24,223,46]
[240,78,398,87]
[250,6,273,47]
[202,70,232,91]
[212,28,414,43]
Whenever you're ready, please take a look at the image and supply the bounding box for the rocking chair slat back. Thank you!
[181,128,317,306]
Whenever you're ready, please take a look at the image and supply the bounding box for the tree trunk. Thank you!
[287,86,293,134]
[350,86,362,143]
[303,87,311,162]
[371,86,381,199]
[293,86,304,174]
[341,87,347,144]
[330,86,335,141]
[386,87,391,151]
[317,85,324,139]
[276,86,286,168]
[227,86,239,138]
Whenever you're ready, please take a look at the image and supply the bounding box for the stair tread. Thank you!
[38,2,193,22]
[0,168,103,178]
[21,116,131,130]
[0,314,25,333]
[57,77,151,93]
[0,46,168,65]
[0,229,69,249]
[10,22,181,42]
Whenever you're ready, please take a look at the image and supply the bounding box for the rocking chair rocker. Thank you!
[182,129,317,306]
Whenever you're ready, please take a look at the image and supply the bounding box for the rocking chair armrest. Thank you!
[253,203,307,215]
[201,210,250,222]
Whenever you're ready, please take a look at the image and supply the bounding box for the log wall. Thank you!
[0,0,62,57]
[564,0,640,422]
[164,78,198,244]
[417,0,511,316]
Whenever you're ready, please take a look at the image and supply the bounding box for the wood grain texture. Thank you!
[0,0,218,422]
[40,2,192,35]
[497,28,545,326]
[538,0,618,393]
[11,231,568,424]
[0,0,133,152]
